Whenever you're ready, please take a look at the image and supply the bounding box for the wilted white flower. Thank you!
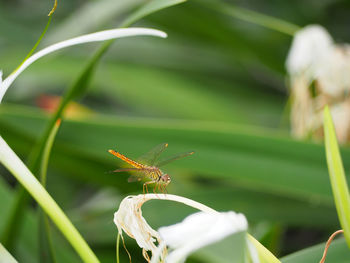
[286,25,350,143]
[114,195,164,261]
[329,101,350,142]
[0,27,167,103]
[317,45,350,97]
[114,194,260,263]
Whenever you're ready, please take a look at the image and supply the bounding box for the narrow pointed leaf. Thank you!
[323,105,350,247]
[120,0,186,28]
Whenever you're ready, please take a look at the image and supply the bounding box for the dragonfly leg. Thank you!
[153,184,159,198]
[160,184,168,195]
[143,181,153,195]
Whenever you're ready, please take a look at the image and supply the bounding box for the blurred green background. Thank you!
[1,0,350,262]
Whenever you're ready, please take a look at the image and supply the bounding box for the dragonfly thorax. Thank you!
[147,166,171,184]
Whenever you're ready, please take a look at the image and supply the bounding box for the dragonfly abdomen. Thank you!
[108,150,145,169]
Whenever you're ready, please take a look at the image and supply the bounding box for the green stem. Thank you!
[12,16,53,75]
[39,119,61,263]
[0,137,99,263]
[116,233,120,263]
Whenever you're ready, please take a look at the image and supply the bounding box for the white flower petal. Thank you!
[286,25,333,79]
[158,211,248,263]
[0,27,166,103]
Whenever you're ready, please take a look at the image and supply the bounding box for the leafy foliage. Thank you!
[1,0,350,262]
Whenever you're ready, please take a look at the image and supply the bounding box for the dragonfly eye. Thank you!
[162,174,171,183]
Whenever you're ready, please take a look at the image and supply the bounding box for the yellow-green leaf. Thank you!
[323,105,350,247]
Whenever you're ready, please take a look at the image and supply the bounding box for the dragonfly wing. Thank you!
[155,151,194,167]
[137,142,168,166]
[110,168,147,182]
[127,174,144,182]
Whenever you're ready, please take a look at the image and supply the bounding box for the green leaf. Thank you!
[281,238,350,263]
[0,137,99,263]
[0,243,18,263]
[198,0,300,36]
[0,176,84,263]
[120,0,187,27]
[0,104,341,229]
[323,106,350,247]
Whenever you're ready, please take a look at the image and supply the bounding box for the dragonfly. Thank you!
[108,143,194,193]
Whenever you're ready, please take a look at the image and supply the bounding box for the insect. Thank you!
[108,143,194,194]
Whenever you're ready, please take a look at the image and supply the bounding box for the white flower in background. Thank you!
[114,194,258,263]
[0,28,167,103]
[286,25,350,143]
[317,45,350,97]
[286,25,333,80]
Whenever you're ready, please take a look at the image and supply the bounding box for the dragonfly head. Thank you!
[161,174,171,185]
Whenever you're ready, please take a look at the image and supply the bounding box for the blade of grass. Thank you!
[323,105,350,247]
[0,136,99,263]
[38,119,62,263]
[120,0,186,28]
[202,0,300,36]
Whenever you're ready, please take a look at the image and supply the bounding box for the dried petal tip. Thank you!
[55,118,62,126]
